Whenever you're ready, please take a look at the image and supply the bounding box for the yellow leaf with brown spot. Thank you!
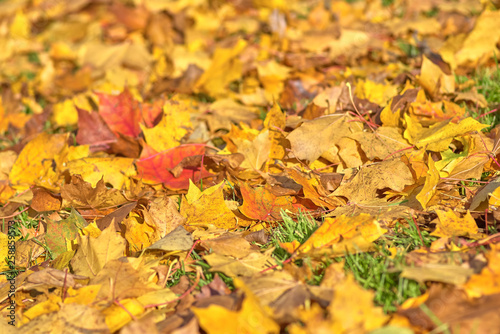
[419,55,455,97]
[65,157,135,190]
[432,210,482,238]
[9,133,68,191]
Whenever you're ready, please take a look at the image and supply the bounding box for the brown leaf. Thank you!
[61,175,128,209]
[31,187,62,212]
[96,202,136,230]
[22,268,87,291]
[400,284,500,333]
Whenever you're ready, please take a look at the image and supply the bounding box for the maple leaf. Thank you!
[96,89,142,138]
[239,184,311,222]
[135,143,213,190]
[180,181,237,229]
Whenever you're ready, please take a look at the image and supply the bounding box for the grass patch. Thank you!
[456,64,500,129]
[269,210,318,262]
[268,212,433,312]
[0,132,20,150]
[344,221,436,312]
[2,207,40,240]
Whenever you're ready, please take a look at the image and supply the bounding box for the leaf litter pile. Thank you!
[2,0,500,333]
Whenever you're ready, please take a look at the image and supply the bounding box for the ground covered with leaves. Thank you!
[1,0,500,333]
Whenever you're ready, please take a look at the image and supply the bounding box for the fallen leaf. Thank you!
[61,175,127,209]
[239,184,310,222]
[70,223,126,278]
[192,278,280,334]
[46,208,87,259]
[146,225,193,252]
[416,156,440,209]
[65,157,136,190]
[204,249,277,277]
[181,181,237,229]
[294,214,387,257]
[332,159,414,203]
[9,133,68,191]
[136,144,213,189]
[463,244,500,298]
[287,114,362,163]
[431,209,483,238]
[96,88,142,138]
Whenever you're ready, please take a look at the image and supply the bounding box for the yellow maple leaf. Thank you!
[181,181,237,229]
[9,133,69,191]
[141,98,192,152]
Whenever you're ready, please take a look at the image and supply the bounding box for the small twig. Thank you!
[383,145,415,161]
[411,215,426,248]
[114,299,138,321]
[459,232,500,248]
[346,111,379,128]
[441,177,490,184]
[485,208,489,235]
[0,207,29,219]
[61,268,69,302]
[346,82,376,132]
[475,108,498,120]
[185,240,200,261]
[260,256,294,274]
